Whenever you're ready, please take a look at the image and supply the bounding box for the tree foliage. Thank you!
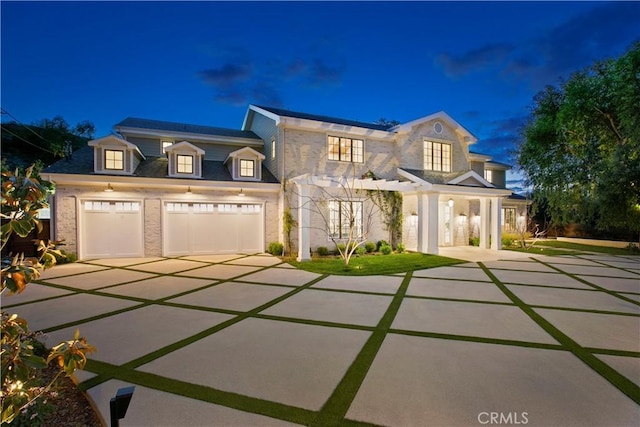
[1,166,95,424]
[1,116,94,169]
[516,42,640,238]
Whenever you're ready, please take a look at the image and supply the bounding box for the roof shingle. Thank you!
[115,117,261,140]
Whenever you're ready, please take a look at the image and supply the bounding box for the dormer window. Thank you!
[225,147,265,181]
[88,135,145,175]
[240,159,255,177]
[105,149,124,170]
[177,155,194,174]
[162,141,174,154]
[484,169,493,183]
[165,141,204,178]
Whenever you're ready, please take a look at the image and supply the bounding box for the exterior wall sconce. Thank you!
[448,198,454,208]
[104,183,114,192]
[238,188,245,197]
[185,186,192,195]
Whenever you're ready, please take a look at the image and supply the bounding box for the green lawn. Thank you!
[287,253,465,276]
[532,240,639,256]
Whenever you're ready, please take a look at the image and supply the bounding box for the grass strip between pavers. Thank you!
[479,262,640,405]
[81,360,319,426]
[309,271,413,426]
[532,258,640,307]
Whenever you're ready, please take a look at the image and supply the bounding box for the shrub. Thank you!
[266,242,284,256]
[380,244,392,255]
[626,242,640,253]
[355,246,367,256]
[396,242,406,253]
[501,237,514,247]
[469,237,480,247]
[316,246,330,256]
[335,243,346,254]
[364,241,376,253]
[376,240,389,251]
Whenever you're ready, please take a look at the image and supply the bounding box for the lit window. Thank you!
[177,155,193,174]
[271,139,276,159]
[423,141,451,172]
[484,169,493,183]
[162,141,173,153]
[329,200,363,239]
[240,159,255,177]
[502,208,517,232]
[105,150,124,170]
[327,136,364,163]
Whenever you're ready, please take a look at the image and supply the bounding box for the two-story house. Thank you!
[43,105,528,261]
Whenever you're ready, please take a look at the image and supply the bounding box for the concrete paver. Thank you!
[139,318,370,411]
[507,284,640,313]
[310,274,402,294]
[490,269,592,288]
[44,305,233,365]
[87,380,299,426]
[412,265,492,281]
[577,275,640,293]
[2,283,73,306]
[101,275,215,299]
[239,268,320,286]
[406,277,512,303]
[534,308,640,352]
[553,264,640,279]
[177,264,262,280]
[263,289,393,326]
[596,355,640,387]
[38,262,108,279]
[168,282,293,311]
[14,293,139,331]
[129,258,209,274]
[44,268,157,290]
[347,334,640,427]
[392,298,557,343]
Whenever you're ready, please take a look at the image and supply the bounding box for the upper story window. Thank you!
[162,141,174,154]
[328,136,364,163]
[177,154,194,174]
[104,149,124,170]
[225,146,265,181]
[165,141,204,178]
[271,139,276,159]
[484,169,493,183]
[424,140,451,172]
[240,159,255,177]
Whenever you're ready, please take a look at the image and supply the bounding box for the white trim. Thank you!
[390,111,478,144]
[225,146,266,161]
[88,135,146,159]
[447,170,495,188]
[165,140,205,155]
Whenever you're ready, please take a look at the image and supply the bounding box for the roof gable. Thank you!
[165,140,205,155]
[87,135,145,159]
[390,111,477,144]
[447,170,494,188]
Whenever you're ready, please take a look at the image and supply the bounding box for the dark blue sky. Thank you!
[2,1,639,176]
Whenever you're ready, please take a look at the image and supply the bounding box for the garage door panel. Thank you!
[81,200,144,259]
[164,202,263,256]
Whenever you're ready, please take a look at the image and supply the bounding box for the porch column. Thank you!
[479,197,490,249]
[417,192,439,255]
[296,182,311,261]
[490,196,502,250]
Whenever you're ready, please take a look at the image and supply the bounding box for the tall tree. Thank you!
[516,42,640,240]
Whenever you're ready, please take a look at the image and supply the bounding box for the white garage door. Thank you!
[164,202,263,256]
[80,200,144,259]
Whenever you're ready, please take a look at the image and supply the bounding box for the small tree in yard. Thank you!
[291,170,386,266]
[1,165,95,424]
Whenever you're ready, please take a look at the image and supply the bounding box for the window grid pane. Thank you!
[105,150,124,170]
[424,141,433,170]
[352,139,363,163]
[328,136,340,161]
[442,143,451,172]
[177,155,193,174]
[240,159,255,177]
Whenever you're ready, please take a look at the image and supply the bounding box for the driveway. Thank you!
[4,252,639,426]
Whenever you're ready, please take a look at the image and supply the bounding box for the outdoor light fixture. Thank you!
[185,186,192,195]
[238,188,245,197]
[110,386,135,427]
[104,183,114,192]
[448,198,454,208]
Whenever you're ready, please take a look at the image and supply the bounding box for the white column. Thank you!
[296,182,311,261]
[416,192,428,253]
[491,196,502,250]
[426,193,439,254]
[479,197,490,249]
